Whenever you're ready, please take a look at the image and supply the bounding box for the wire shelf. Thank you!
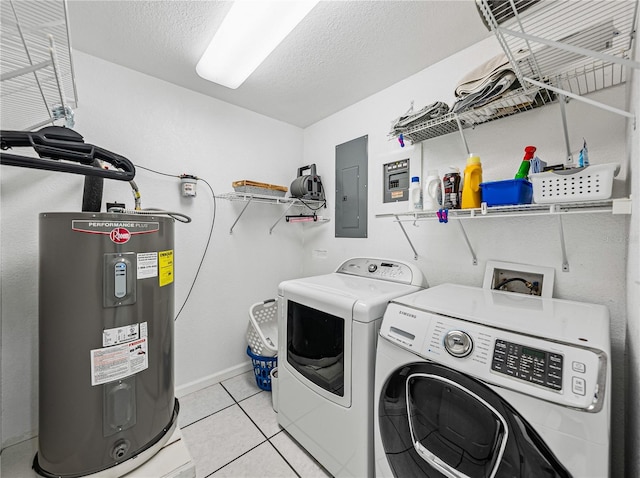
[477,0,638,118]
[377,199,621,221]
[217,192,327,234]
[397,86,555,144]
[391,1,638,145]
[217,192,294,204]
[551,56,627,97]
[217,191,325,207]
[1,0,77,131]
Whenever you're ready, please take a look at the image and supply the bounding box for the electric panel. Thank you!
[335,135,368,238]
[383,159,410,203]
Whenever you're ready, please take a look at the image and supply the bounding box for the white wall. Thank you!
[0,51,306,447]
[625,31,640,478]
[302,36,630,477]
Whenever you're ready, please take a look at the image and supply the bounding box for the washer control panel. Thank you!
[491,339,563,391]
[336,257,427,286]
[380,302,608,412]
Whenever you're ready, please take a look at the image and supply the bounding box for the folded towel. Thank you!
[455,52,514,97]
[391,101,450,134]
[455,49,530,97]
[453,71,518,113]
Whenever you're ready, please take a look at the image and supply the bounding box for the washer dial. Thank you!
[444,330,473,357]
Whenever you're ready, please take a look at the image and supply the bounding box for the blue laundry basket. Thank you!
[246,346,277,391]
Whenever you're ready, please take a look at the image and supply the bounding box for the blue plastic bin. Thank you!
[480,179,533,206]
[246,346,277,391]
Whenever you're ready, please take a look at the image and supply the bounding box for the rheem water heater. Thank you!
[34,212,178,477]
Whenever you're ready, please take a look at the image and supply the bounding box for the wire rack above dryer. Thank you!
[1,0,78,131]
[476,0,640,121]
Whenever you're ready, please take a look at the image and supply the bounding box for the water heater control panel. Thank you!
[114,262,128,298]
[104,253,137,307]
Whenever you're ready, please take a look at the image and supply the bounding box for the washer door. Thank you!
[378,362,571,478]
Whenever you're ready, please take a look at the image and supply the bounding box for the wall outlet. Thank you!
[483,260,555,298]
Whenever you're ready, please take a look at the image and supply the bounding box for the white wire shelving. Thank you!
[394,86,555,145]
[391,0,639,147]
[216,192,328,234]
[1,0,77,131]
[376,197,632,270]
[477,0,639,121]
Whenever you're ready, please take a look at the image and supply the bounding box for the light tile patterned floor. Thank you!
[0,371,332,478]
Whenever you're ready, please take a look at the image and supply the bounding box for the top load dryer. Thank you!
[277,258,427,477]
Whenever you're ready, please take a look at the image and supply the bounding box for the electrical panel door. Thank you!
[335,136,368,238]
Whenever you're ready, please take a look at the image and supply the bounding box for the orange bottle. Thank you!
[461,154,483,209]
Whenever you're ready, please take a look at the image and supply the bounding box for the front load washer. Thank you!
[277,258,428,477]
[374,283,611,478]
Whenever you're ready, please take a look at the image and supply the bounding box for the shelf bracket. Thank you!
[269,202,297,234]
[558,95,574,167]
[557,215,570,272]
[457,221,478,266]
[228,198,253,234]
[393,215,419,260]
[524,77,635,121]
[455,115,471,156]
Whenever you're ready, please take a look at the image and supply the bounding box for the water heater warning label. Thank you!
[103,323,139,347]
[159,250,174,287]
[90,337,149,386]
[137,252,158,279]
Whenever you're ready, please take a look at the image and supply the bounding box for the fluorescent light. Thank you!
[196,0,319,89]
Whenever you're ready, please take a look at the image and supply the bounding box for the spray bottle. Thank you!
[461,154,483,209]
[515,146,536,179]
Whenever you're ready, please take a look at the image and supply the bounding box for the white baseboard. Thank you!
[1,428,38,451]
[174,362,253,399]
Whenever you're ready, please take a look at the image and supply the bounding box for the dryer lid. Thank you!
[279,273,424,323]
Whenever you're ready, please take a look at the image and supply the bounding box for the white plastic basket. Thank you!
[530,163,619,203]
[246,299,278,357]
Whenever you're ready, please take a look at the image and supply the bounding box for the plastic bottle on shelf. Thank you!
[461,154,483,209]
[423,170,442,211]
[442,167,461,209]
[408,176,423,212]
[515,146,536,179]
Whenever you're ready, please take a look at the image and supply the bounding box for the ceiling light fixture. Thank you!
[196,0,319,89]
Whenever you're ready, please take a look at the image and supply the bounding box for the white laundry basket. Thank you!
[530,163,619,203]
[246,299,278,357]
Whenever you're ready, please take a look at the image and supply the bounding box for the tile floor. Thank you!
[1,370,333,478]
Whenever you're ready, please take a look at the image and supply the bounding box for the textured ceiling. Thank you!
[67,0,492,128]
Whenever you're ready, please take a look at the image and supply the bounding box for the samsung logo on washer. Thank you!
[399,310,417,319]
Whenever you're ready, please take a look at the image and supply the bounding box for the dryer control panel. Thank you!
[336,257,427,287]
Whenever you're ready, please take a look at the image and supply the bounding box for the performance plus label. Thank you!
[72,221,159,243]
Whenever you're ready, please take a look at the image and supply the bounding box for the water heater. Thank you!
[35,212,178,477]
